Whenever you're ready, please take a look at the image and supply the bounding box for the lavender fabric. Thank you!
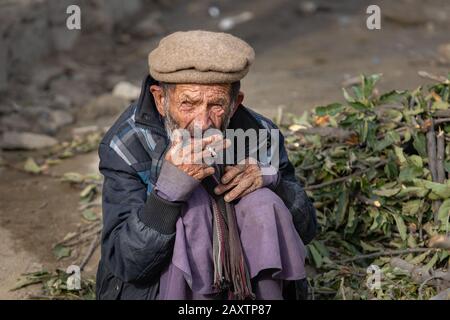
[155,160,279,202]
[156,184,307,300]
[155,161,200,202]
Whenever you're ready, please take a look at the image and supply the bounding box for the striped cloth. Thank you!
[202,165,255,300]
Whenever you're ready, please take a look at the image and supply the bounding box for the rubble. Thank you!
[112,81,141,101]
[0,132,58,150]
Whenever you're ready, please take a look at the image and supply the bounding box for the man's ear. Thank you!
[230,91,244,117]
[150,85,166,117]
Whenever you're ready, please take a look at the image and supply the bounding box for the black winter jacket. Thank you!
[95,75,317,300]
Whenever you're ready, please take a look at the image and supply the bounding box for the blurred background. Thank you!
[0,0,449,299]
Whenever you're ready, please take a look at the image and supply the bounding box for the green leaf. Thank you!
[407,233,418,248]
[407,155,423,168]
[379,90,407,104]
[363,73,382,99]
[11,271,51,291]
[384,161,399,179]
[80,184,97,199]
[53,244,71,260]
[349,101,369,111]
[345,206,357,234]
[408,251,430,264]
[394,146,406,164]
[399,166,423,182]
[437,199,450,231]
[360,240,382,252]
[304,134,322,148]
[352,85,364,101]
[431,101,449,111]
[373,187,401,197]
[316,103,344,116]
[312,240,330,258]
[368,207,381,232]
[24,157,42,174]
[82,209,98,221]
[335,187,349,228]
[342,87,354,103]
[418,179,450,198]
[439,250,449,262]
[308,244,323,268]
[423,253,439,273]
[413,133,427,157]
[402,200,423,216]
[444,161,450,173]
[61,172,84,183]
[383,109,403,122]
[373,131,401,152]
[392,214,408,241]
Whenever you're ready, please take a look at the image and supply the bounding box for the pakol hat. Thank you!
[148,30,255,84]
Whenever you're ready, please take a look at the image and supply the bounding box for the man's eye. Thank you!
[211,105,224,112]
[181,102,193,108]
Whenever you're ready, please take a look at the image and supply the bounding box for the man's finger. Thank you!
[214,177,240,195]
[204,137,231,154]
[201,134,223,148]
[193,139,231,165]
[221,165,245,184]
[193,166,215,180]
[238,157,258,165]
[224,178,253,202]
[234,183,258,200]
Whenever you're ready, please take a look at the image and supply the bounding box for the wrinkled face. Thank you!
[151,83,243,138]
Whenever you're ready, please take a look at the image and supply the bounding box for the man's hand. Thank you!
[214,158,263,202]
[165,132,229,181]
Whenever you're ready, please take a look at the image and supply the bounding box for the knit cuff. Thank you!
[138,191,183,234]
[155,160,200,202]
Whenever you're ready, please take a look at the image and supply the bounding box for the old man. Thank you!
[96,30,317,300]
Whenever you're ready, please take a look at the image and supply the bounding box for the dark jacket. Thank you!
[96,75,317,300]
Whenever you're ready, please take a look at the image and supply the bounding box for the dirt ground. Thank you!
[1,0,449,299]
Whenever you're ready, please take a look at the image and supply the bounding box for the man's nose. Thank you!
[195,109,213,130]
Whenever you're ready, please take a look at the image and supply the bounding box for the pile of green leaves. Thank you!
[284,73,450,299]
[12,269,95,300]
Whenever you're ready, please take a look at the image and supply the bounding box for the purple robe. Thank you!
[156,184,307,300]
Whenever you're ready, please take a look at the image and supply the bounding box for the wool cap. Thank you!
[148,30,255,84]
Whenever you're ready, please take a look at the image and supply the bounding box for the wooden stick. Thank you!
[376,126,408,140]
[436,128,445,183]
[434,118,450,126]
[305,160,387,191]
[54,222,101,247]
[63,226,102,247]
[80,234,100,271]
[338,248,437,263]
[295,127,355,141]
[418,71,449,83]
[356,193,381,207]
[434,110,450,118]
[390,257,450,283]
[418,276,442,300]
[426,118,438,182]
[430,288,450,300]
